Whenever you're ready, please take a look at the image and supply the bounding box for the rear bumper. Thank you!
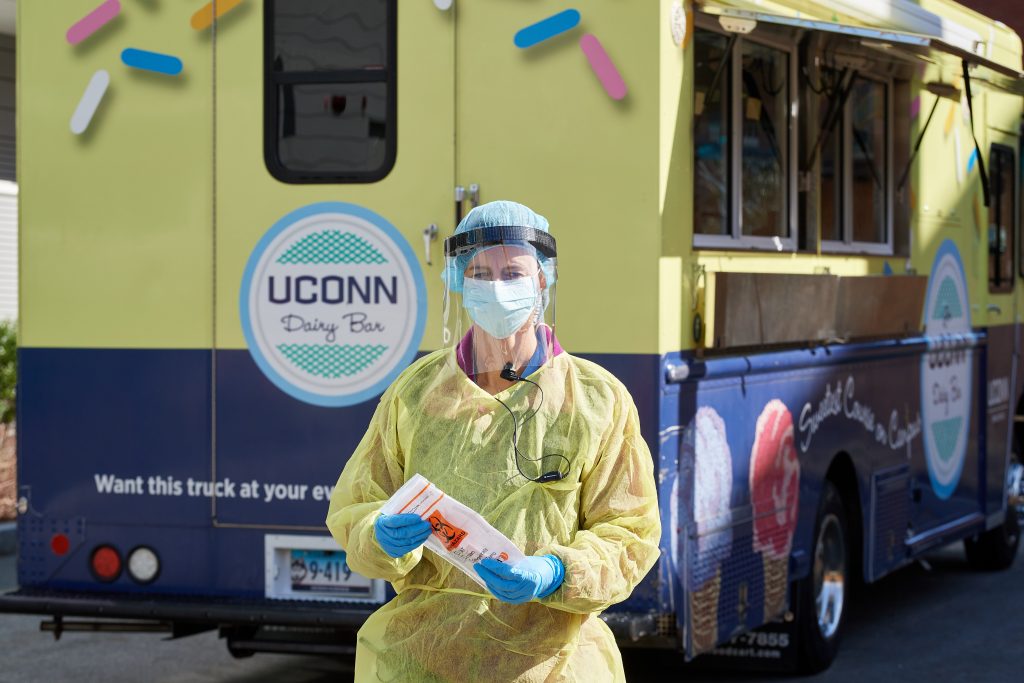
[0,587,375,628]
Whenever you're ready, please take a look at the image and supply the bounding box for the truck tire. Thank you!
[796,480,848,674]
[964,455,1021,571]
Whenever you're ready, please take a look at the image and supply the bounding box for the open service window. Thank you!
[817,71,894,255]
[263,0,397,184]
[693,25,798,251]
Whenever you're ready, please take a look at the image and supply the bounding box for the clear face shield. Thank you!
[442,226,557,379]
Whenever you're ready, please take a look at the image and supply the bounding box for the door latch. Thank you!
[423,224,438,265]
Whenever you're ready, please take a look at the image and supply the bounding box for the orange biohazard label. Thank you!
[427,510,468,551]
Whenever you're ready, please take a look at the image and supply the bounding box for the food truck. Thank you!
[1,0,1022,672]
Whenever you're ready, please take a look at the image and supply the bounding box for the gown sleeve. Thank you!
[538,383,662,614]
[325,385,423,582]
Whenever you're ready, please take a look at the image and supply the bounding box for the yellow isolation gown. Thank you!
[326,348,661,682]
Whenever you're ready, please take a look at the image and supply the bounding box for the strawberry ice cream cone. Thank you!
[749,399,801,621]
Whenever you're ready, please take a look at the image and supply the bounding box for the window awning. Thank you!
[696,1,1024,95]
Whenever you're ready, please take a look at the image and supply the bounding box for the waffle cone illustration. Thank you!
[762,553,788,620]
[689,569,722,654]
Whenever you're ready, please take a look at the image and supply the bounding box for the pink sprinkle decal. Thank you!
[67,0,121,46]
[910,95,921,121]
[580,34,627,100]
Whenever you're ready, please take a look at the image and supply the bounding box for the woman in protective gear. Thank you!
[326,200,661,682]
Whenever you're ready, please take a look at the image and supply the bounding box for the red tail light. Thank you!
[90,545,122,582]
[50,534,70,556]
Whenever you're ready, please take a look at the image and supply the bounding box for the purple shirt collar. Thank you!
[456,326,563,379]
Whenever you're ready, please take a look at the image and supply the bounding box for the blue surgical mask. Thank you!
[462,275,541,340]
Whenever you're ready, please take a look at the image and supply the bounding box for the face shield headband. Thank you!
[442,226,557,295]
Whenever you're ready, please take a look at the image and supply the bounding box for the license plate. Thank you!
[289,549,372,597]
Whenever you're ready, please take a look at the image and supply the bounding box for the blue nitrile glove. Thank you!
[374,513,433,559]
[473,555,565,604]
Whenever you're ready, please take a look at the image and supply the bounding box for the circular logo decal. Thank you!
[920,240,972,499]
[240,202,426,407]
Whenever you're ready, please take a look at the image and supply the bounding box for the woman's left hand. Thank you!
[474,555,564,604]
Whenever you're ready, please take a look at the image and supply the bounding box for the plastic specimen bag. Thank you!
[379,473,525,588]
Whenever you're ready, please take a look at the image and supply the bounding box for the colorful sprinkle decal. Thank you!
[580,34,627,100]
[121,48,183,76]
[514,9,580,48]
[910,95,921,120]
[967,147,978,174]
[190,0,245,31]
[70,69,110,135]
[943,100,957,136]
[66,0,121,46]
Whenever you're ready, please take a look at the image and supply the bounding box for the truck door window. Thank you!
[264,0,397,183]
[989,145,1015,293]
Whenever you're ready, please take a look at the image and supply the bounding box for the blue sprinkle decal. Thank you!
[883,261,893,276]
[514,9,581,49]
[967,148,978,174]
[121,48,183,76]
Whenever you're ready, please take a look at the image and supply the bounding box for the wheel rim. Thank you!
[813,513,845,640]
[1008,459,1024,528]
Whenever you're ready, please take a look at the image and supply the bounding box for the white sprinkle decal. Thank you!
[71,69,110,135]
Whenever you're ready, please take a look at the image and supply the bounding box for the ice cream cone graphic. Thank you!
[685,407,733,653]
[749,399,801,622]
[689,569,722,654]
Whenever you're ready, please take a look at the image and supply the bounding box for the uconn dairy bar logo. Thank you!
[241,203,426,406]
[921,240,972,499]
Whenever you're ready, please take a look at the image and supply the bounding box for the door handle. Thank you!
[454,184,481,229]
[987,304,1003,315]
[423,224,438,266]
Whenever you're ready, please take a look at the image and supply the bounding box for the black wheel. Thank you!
[796,480,849,674]
[227,644,256,659]
[964,455,1021,571]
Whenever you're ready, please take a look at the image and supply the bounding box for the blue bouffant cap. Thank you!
[454,200,550,235]
[443,200,557,294]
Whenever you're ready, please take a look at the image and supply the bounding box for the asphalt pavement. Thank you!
[0,543,1020,682]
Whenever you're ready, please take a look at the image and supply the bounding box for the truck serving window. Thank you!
[817,69,892,254]
[693,27,796,250]
[264,0,397,183]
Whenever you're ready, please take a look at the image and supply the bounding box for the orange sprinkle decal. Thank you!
[191,0,245,31]
[943,100,957,136]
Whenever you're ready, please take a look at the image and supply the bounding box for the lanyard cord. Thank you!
[496,366,571,483]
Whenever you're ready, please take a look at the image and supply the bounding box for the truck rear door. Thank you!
[210,0,452,528]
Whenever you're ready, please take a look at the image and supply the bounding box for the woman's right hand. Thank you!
[374,513,433,558]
